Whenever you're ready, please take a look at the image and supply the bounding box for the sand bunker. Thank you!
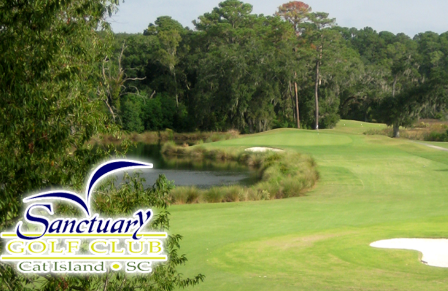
[371,238,448,268]
[245,147,284,152]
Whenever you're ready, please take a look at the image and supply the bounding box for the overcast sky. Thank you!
[109,0,448,37]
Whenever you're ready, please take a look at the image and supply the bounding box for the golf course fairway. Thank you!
[168,120,448,290]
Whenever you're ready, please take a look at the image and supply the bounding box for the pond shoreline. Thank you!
[160,142,319,205]
[125,143,256,189]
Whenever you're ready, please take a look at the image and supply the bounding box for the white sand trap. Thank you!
[245,147,284,152]
[371,238,448,268]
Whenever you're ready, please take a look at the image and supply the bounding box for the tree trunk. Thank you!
[294,72,300,129]
[315,60,320,130]
[288,81,296,123]
[393,122,400,138]
[295,82,300,129]
[392,75,397,98]
[173,69,179,108]
[392,76,399,138]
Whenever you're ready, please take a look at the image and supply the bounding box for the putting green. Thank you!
[169,120,448,290]
[220,130,353,147]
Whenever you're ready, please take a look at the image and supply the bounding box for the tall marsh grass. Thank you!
[90,130,240,145]
[162,142,319,204]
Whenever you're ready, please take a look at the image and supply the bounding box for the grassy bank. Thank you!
[161,142,319,204]
[90,129,240,145]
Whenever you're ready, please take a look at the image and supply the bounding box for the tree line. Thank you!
[0,0,204,289]
[111,0,448,137]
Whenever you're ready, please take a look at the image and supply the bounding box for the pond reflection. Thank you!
[126,143,256,189]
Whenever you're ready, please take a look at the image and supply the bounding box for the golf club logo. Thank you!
[1,159,167,274]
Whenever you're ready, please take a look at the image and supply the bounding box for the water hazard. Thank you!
[126,143,255,189]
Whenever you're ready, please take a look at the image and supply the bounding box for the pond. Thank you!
[125,143,256,189]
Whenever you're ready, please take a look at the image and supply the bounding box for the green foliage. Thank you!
[424,129,448,142]
[108,1,448,134]
[141,93,178,131]
[119,92,189,133]
[374,83,430,137]
[343,27,448,136]
[190,2,298,132]
[0,1,203,290]
[0,0,120,233]
[121,97,145,133]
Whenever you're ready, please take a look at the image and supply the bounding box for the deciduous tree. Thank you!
[0,1,204,289]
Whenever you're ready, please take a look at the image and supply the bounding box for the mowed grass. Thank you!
[167,120,448,290]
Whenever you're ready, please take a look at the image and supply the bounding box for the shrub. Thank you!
[169,186,200,204]
[424,130,448,142]
[224,187,241,202]
[204,187,224,203]
[363,128,393,137]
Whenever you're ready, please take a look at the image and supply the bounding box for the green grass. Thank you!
[166,120,448,290]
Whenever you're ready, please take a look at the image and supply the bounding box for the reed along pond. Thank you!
[125,143,256,189]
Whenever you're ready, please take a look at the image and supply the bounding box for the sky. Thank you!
[109,0,448,37]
